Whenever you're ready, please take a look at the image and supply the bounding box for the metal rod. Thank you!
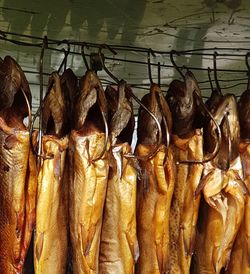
[0,29,249,56]
[0,33,248,74]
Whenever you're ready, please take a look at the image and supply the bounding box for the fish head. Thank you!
[238,89,250,140]
[166,72,198,136]
[106,81,134,144]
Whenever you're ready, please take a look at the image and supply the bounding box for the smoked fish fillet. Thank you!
[193,157,246,273]
[69,69,109,274]
[193,94,246,274]
[0,119,37,274]
[136,144,175,274]
[169,131,203,274]
[136,84,174,274]
[226,89,250,274]
[34,71,70,274]
[99,82,138,274]
[0,56,37,274]
[34,136,69,274]
[99,143,138,274]
[226,143,250,274]
[69,131,109,274]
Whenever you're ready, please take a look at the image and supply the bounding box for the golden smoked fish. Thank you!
[227,89,250,274]
[166,72,203,274]
[34,136,68,274]
[99,82,138,274]
[0,56,37,274]
[136,84,175,274]
[34,72,69,274]
[169,132,203,274]
[193,94,247,274]
[69,70,109,274]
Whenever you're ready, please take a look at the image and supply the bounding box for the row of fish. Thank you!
[0,55,249,274]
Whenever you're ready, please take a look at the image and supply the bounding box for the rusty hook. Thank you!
[170,50,185,80]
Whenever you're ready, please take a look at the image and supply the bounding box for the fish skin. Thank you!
[135,144,175,274]
[0,117,32,274]
[193,94,245,274]
[226,143,250,274]
[99,143,138,274]
[226,89,250,274]
[69,131,109,274]
[169,131,203,274]
[135,83,174,274]
[34,135,68,274]
[193,156,245,274]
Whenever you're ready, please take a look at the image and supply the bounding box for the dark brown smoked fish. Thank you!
[135,83,175,274]
[0,56,37,274]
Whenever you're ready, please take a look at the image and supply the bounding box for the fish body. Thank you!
[136,144,175,274]
[34,136,68,274]
[136,84,174,274]
[0,119,36,274]
[193,156,245,274]
[99,143,138,274]
[193,94,245,274]
[169,131,203,274]
[69,131,109,274]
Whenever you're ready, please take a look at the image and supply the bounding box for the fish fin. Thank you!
[83,225,96,256]
[15,211,24,239]
[35,232,44,261]
[194,170,208,197]
[154,152,168,194]
[21,150,37,261]
[247,235,250,267]
[125,230,139,263]
[188,227,196,256]
[4,134,18,150]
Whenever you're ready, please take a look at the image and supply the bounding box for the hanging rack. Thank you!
[0,31,248,74]
[1,30,250,57]
[0,29,249,99]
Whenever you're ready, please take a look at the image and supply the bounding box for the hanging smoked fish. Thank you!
[0,56,37,274]
[99,81,138,274]
[34,72,70,274]
[166,71,204,274]
[193,94,247,274]
[226,89,250,274]
[69,70,109,274]
[135,83,175,274]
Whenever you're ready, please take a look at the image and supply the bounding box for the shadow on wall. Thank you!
[2,0,147,44]
[171,0,243,80]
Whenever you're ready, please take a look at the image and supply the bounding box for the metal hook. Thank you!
[158,62,161,87]
[81,43,90,71]
[178,89,222,165]
[98,46,119,83]
[213,51,222,95]
[21,87,32,130]
[170,50,185,80]
[245,52,250,90]
[36,36,47,168]
[125,89,163,161]
[224,113,232,171]
[147,49,155,85]
[57,40,70,73]
[208,67,214,91]
[29,37,55,163]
